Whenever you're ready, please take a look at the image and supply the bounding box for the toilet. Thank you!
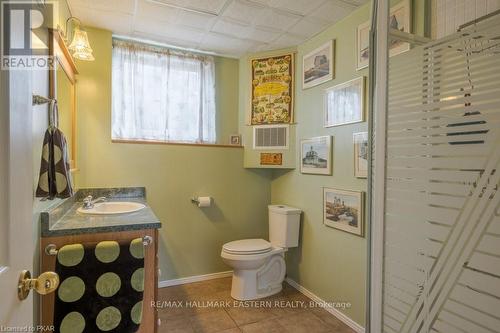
[221,205,301,300]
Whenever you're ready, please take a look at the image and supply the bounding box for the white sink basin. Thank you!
[77,202,146,215]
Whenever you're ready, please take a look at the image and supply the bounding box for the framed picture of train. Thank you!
[303,40,335,89]
[323,188,364,236]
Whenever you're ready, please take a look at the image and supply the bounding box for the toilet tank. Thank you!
[268,205,302,248]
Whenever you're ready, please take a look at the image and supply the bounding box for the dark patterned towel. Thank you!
[36,100,73,199]
[53,239,145,333]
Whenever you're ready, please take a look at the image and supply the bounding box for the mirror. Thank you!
[49,29,78,171]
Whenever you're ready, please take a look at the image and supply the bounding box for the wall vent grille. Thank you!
[253,125,288,149]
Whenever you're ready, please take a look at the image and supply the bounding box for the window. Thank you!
[112,40,216,143]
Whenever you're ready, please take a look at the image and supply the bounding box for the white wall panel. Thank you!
[436,0,499,37]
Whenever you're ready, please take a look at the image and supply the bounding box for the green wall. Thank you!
[273,7,370,325]
[238,5,373,327]
[74,27,272,280]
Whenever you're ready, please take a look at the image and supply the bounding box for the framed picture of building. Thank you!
[324,77,365,127]
[303,40,335,89]
[323,188,364,236]
[356,0,411,71]
[300,136,332,175]
[251,54,294,125]
[353,132,368,178]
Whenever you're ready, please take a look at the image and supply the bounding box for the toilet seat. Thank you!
[222,239,271,255]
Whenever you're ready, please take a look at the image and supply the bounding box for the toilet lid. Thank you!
[223,239,272,255]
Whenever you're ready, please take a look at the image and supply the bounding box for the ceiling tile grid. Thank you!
[67,0,369,57]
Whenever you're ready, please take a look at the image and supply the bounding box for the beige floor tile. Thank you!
[158,278,355,333]
[281,282,301,296]
[158,315,195,333]
[183,277,233,296]
[264,294,309,318]
[217,328,242,333]
[158,305,194,321]
[276,311,332,333]
[190,309,237,333]
[309,307,355,332]
[240,318,288,333]
[225,304,277,326]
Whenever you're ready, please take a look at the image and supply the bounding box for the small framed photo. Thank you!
[301,136,332,175]
[356,0,411,71]
[302,40,335,89]
[324,77,365,127]
[323,188,364,236]
[356,21,370,70]
[229,134,241,146]
[388,0,411,58]
[353,132,368,178]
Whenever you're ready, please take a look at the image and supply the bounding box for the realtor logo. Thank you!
[1,0,57,70]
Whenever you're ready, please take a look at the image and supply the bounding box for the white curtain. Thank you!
[112,40,216,143]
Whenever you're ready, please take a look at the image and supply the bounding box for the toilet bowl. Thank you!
[221,205,301,300]
[221,239,287,300]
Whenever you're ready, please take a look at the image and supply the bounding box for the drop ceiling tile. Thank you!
[253,8,302,32]
[69,5,134,34]
[177,10,216,30]
[200,32,256,50]
[308,0,356,23]
[248,0,272,5]
[150,0,229,15]
[211,18,252,39]
[287,17,330,38]
[88,0,136,15]
[221,0,266,24]
[137,0,215,30]
[135,19,206,43]
[272,33,305,48]
[136,0,180,23]
[132,31,201,49]
[269,0,326,16]
[247,27,282,43]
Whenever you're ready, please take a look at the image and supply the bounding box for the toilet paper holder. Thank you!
[191,196,212,207]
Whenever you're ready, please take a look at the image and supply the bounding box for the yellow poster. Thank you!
[251,54,294,125]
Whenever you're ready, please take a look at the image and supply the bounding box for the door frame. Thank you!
[368,0,389,332]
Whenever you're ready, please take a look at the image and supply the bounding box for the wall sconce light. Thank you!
[64,17,94,61]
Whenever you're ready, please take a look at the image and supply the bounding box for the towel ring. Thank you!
[45,236,154,256]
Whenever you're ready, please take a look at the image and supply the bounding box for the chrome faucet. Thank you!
[82,195,107,209]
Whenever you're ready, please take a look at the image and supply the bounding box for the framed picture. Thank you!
[353,132,368,178]
[356,0,411,71]
[388,0,411,57]
[230,134,241,145]
[324,77,365,127]
[300,136,332,175]
[251,54,294,125]
[323,188,364,236]
[302,40,335,89]
[356,21,370,70]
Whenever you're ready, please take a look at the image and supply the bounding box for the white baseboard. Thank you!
[158,271,233,288]
[285,277,365,333]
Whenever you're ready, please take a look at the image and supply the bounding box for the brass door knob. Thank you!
[18,270,60,300]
